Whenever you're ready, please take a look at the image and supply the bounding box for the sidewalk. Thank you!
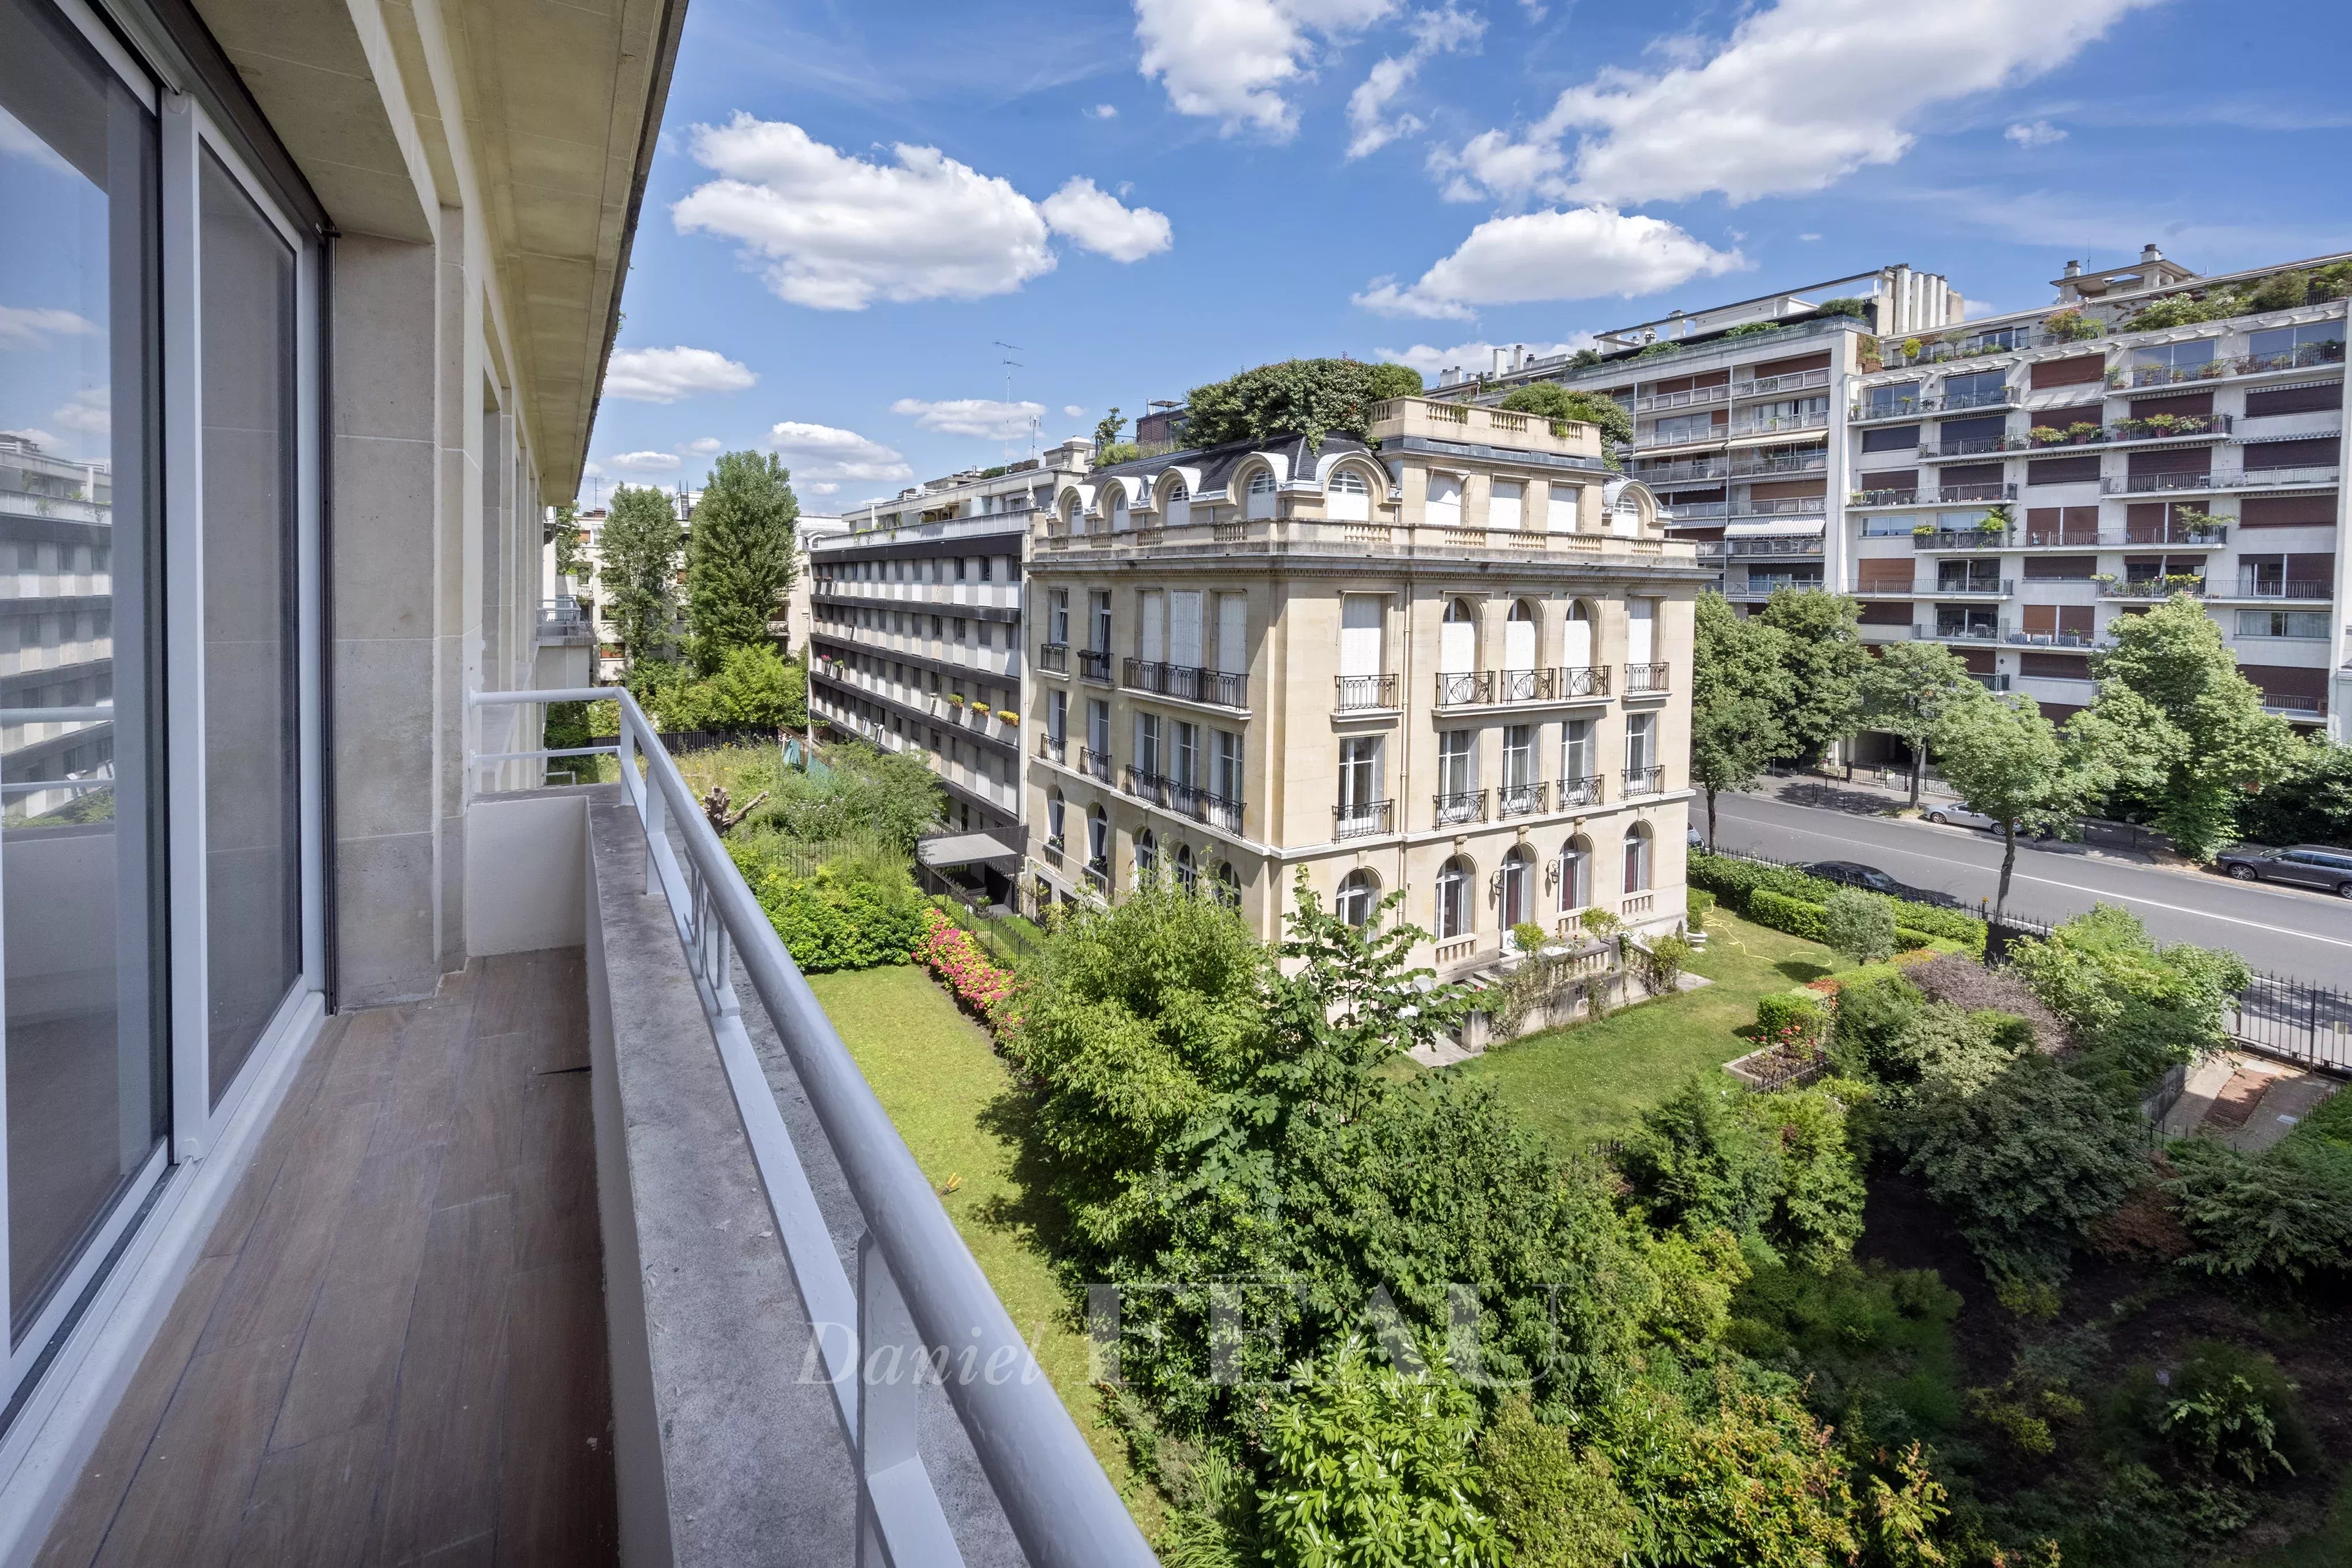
[1738,767,2199,873]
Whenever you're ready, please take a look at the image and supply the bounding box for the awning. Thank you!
[1724,519,1828,538]
[916,833,1023,871]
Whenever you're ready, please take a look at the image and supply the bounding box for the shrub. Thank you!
[1755,993,1824,1052]
[1742,1086,1867,1271]
[1511,919,1549,955]
[2151,1341,2316,1484]
[1749,888,1827,942]
[1828,975,1923,1077]
[1638,934,1693,994]
[915,908,1019,1022]
[1479,1401,1637,1567]
[1823,889,1897,965]
[1903,953,2067,1049]
[2164,1135,2352,1285]
[1686,888,1716,927]
[728,838,930,972]
[2005,907,2246,1079]
[1622,1078,1863,1271]
[1688,851,1983,953]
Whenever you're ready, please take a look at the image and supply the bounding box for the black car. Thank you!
[1802,861,1948,905]
[2215,843,2352,898]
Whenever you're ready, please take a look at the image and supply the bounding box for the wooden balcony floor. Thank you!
[36,951,617,1568]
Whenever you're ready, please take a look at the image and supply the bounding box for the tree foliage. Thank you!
[1182,359,1423,451]
[1758,590,1868,761]
[1823,889,1898,966]
[684,450,798,671]
[1495,382,1633,470]
[1620,1079,1864,1272]
[1689,593,1793,842]
[547,499,590,583]
[1856,641,1976,810]
[599,483,684,668]
[1928,691,2123,923]
[2236,737,2352,848]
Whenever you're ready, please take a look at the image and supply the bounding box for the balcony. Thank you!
[1989,413,2234,453]
[2103,466,2340,495]
[1038,731,1067,763]
[1728,411,1830,438]
[536,594,589,640]
[1732,367,1832,398]
[1498,780,1549,818]
[1037,641,1069,672]
[2017,522,2227,548]
[2262,693,2330,719]
[1335,672,1399,710]
[1918,621,2003,642]
[1727,450,1828,477]
[1433,789,1489,827]
[1334,800,1394,839]
[1625,662,1671,694]
[1123,657,1247,708]
[1929,579,2015,597]
[1727,535,1824,557]
[2114,339,2346,388]
[1079,745,1113,781]
[1084,862,1111,896]
[1622,765,1666,797]
[1556,773,1604,809]
[1733,495,1827,519]
[1077,648,1111,682]
[1731,574,1824,597]
[1852,482,2018,507]
[1913,528,2013,551]
[2007,629,2100,649]
[1941,386,2020,413]
[1629,456,1727,483]
[1633,385,1731,413]
[2100,575,2207,598]
[1436,669,1494,707]
[2230,578,2334,599]
[1662,500,1730,520]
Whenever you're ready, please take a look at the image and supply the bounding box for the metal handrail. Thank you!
[468,687,1155,1568]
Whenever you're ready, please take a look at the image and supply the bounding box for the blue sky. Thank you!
[579,0,2352,514]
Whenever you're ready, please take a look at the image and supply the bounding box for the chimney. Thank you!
[1491,347,1511,375]
[2141,243,2163,264]
[2064,260,2081,277]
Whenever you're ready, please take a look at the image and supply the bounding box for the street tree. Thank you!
[1690,592,1793,845]
[598,483,683,671]
[1929,691,2133,926]
[1758,590,1869,763]
[1856,641,1977,810]
[1496,382,1633,470]
[2090,595,2298,860]
[684,450,798,672]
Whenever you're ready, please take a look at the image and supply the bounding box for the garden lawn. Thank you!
[807,965,1160,1532]
[1429,907,1913,1150]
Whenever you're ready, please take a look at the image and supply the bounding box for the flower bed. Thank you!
[916,908,1020,1028]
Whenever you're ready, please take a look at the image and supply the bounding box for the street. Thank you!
[1707,792,2352,987]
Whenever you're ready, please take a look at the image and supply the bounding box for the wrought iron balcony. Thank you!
[1433,788,1489,827]
[1036,641,1069,672]
[1334,673,1399,710]
[1078,745,1112,781]
[1624,663,1671,694]
[1498,781,1549,818]
[1333,800,1393,839]
[1122,657,1247,708]
[1036,732,1066,763]
[1556,773,1604,808]
[1436,670,1495,707]
[1622,765,1665,797]
[1077,649,1111,681]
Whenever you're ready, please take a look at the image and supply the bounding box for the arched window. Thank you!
[1086,806,1108,870]
[1500,845,1534,934]
[1336,868,1380,928]
[1108,489,1128,531]
[1212,861,1240,909]
[1504,599,1538,673]
[1245,467,1278,520]
[1623,822,1652,894]
[1047,790,1066,849]
[1174,841,1197,892]
[1436,855,1473,940]
[1162,475,1190,528]
[1556,835,1591,913]
[1062,494,1084,532]
[1326,464,1370,522]
[1439,597,1477,675]
[1564,600,1593,669]
[1135,827,1157,881]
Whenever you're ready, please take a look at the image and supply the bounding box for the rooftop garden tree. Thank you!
[684,449,798,671]
[1689,591,1793,844]
[1182,358,1423,451]
[1495,382,1633,471]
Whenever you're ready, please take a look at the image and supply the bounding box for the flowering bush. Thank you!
[916,908,1020,1025]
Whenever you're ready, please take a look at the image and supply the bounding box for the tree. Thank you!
[1823,889,1897,966]
[1856,641,1976,810]
[684,450,798,672]
[598,483,684,669]
[1093,406,1125,449]
[2089,595,2298,860]
[1928,691,2121,925]
[547,499,590,584]
[2238,738,2352,848]
[1182,358,1423,451]
[1496,382,1633,471]
[1689,593,1792,844]
[1757,590,1868,763]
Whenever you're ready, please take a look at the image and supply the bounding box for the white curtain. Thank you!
[1340,595,1381,677]
[1171,590,1204,667]
[1504,607,1536,670]
[1490,480,1523,531]
[1548,482,1582,532]
[1627,598,1654,664]
[1140,591,1165,661]
[1426,473,1462,529]
[1218,593,1249,674]
[1440,604,1475,674]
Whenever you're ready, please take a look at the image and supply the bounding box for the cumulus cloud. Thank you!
[0,305,99,349]
[680,436,726,456]
[1347,6,1483,158]
[1430,0,2152,207]
[1063,404,1086,417]
[1039,177,1173,262]
[1374,335,1598,379]
[766,420,913,485]
[53,385,108,438]
[1087,103,1119,119]
[602,450,683,474]
[891,398,1049,440]
[1354,207,1746,320]
[2005,118,2068,146]
[581,461,605,479]
[672,117,1172,309]
[804,481,841,495]
[1135,0,1399,139]
[603,346,757,403]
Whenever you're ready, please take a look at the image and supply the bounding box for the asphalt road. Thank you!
[1705,791,2352,986]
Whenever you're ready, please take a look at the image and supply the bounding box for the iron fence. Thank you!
[2229,970,2352,1072]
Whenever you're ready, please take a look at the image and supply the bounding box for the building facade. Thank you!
[0,433,117,824]
[1022,397,1702,979]
[804,442,1093,837]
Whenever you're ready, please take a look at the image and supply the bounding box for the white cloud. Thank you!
[891,398,1049,440]
[1088,103,1120,119]
[582,461,606,479]
[604,450,683,474]
[1039,177,1173,262]
[1,427,61,453]
[804,481,841,495]
[52,385,108,438]
[1355,207,1746,320]
[1800,231,1823,241]
[603,346,757,403]
[1374,335,1598,379]
[680,436,726,456]
[1347,6,1483,158]
[2005,118,2068,146]
[1135,0,1399,140]
[0,306,99,350]
[1063,404,1087,417]
[1432,0,2152,208]
[672,116,1170,310]
[766,420,913,484]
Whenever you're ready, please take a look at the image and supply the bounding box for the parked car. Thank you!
[2214,844,2352,898]
[1801,861,1951,905]
[1921,803,2055,839]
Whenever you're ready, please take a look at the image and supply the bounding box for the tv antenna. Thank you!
[995,340,1025,463]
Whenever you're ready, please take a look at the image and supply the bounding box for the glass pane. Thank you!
[1,0,164,1334]
[199,149,300,1105]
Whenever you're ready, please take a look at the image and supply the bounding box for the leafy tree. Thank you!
[1182,359,1423,451]
[648,644,804,732]
[1495,382,1634,470]
[599,482,684,669]
[2090,596,2298,859]
[1822,889,1897,966]
[2003,905,2246,1086]
[1855,641,1976,810]
[1689,593,1792,842]
[1093,406,1126,449]
[2237,737,2352,847]
[1757,590,1868,762]
[1620,1079,1863,1271]
[684,450,798,671]
[547,499,590,584]
[2165,1136,2352,1287]
[1479,1400,1636,1567]
[1928,691,2122,926]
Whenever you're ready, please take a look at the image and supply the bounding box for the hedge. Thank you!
[1690,851,1984,956]
[729,841,929,972]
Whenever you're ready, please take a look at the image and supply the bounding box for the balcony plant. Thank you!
[1912,522,1938,537]
[997,709,1019,725]
[2027,424,2069,445]
[2041,307,2103,342]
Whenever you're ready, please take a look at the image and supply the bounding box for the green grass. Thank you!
[808,965,1162,1532]
[1425,908,1917,1149]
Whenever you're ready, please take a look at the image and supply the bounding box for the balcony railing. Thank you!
[1851,482,2018,506]
[1037,732,1067,764]
[1556,773,1604,809]
[2232,578,2334,599]
[1625,662,1671,694]
[1930,579,2014,597]
[2262,692,2329,718]
[2100,576,2207,598]
[1433,789,1488,827]
[1622,765,1665,797]
[1436,670,1494,707]
[2018,523,2227,548]
[1999,413,2233,451]
[1498,780,1549,818]
[2007,629,2099,648]
[1084,863,1111,896]
[1727,535,1824,557]
[2114,339,2346,388]
[1077,648,1111,681]
[1734,367,1832,397]
[1735,574,1824,596]
[468,688,1154,1568]
[1735,495,1827,518]
[1630,456,1727,483]
[2104,466,2339,494]
[1913,528,2012,551]
[1632,385,1731,413]
[536,595,588,640]
[1727,450,1828,477]
[1920,621,2002,641]
[1123,657,1248,707]
[1334,800,1394,839]
[1941,386,2019,412]
[1078,745,1112,781]
[1036,641,1069,672]
[1729,411,1830,437]
[1334,673,1399,710]
[1664,500,1730,519]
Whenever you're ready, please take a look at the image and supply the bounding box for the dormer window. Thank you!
[1326,467,1370,522]
[1245,468,1276,520]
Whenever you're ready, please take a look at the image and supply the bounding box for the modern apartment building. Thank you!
[0,434,117,823]
[1838,247,2349,741]
[804,440,1094,839]
[1022,397,1701,979]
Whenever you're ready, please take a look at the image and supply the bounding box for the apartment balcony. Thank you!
[1733,496,1827,520]
[2100,575,2208,598]
[1334,800,1394,839]
[1691,541,1728,562]
[1972,413,2235,454]
[1941,386,2021,413]
[1851,482,2018,507]
[1036,641,1069,672]
[1334,673,1399,711]
[2113,339,2346,389]
[2013,523,2227,548]
[1917,621,2005,642]
[1727,450,1828,477]
[1622,765,1666,797]
[2007,629,2102,649]
[1663,500,1730,520]
[1729,574,1824,598]
[1732,367,1832,398]
[1912,527,2014,551]
[1625,662,1672,694]
[1037,731,1067,763]
[1879,330,2057,367]
[1078,745,1113,781]
[1433,789,1489,827]
[1728,411,1830,438]
[2227,577,2334,600]
[536,595,589,641]
[1122,657,1247,708]
[1498,781,1549,818]
[2103,466,2339,495]
[1629,456,1728,483]
[2262,694,2330,719]
[1927,579,2016,598]
[1633,385,1731,413]
[1972,673,2015,692]
[1084,862,1112,896]
[1077,648,1111,682]
[1557,773,1605,809]
[1436,670,1495,707]
[1727,535,1824,557]
[1128,773,1245,834]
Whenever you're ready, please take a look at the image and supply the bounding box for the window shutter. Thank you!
[2029,355,2105,388]
[1339,595,1380,677]
[2026,455,2100,485]
[2246,382,2342,417]
[1218,593,1249,675]
[1626,599,1655,665]
[1170,590,1203,668]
